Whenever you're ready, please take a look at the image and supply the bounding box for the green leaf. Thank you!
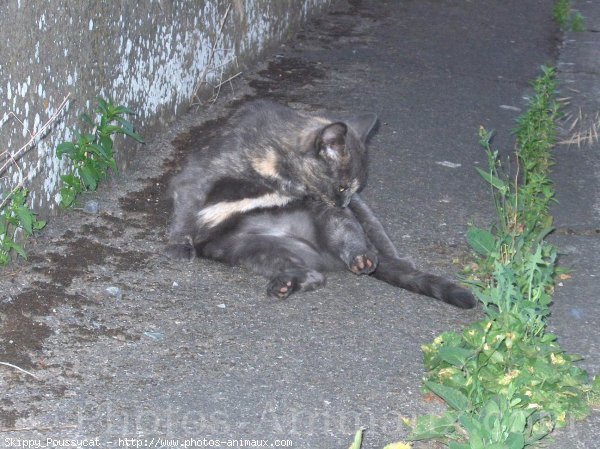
[112,105,136,115]
[347,428,363,449]
[56,141,77,159]
[79,113,95,126]
[79,165,98,190]
[592,375,600,393]
[458,414,482,439]
[448,443,470,449]
[534,225,554,243]
[60,174,78,187]
[114,117,144,142]
[113,115,134,129]
[475,166,506,190]
[78,133,96,146]
[424,381,470,411]
[408,412,458,441]
[88,142,109,158]
[508,410,527,434]
[102,124,144,143]
[102,124,127,135]
[95,97,109,115]
[506,432,525,449]
[60,187,77,208]
[438,347,473,367]
[99,135,114,153]
[467,226,496,256]
[10,242,27,259]
[120,127,144,143]
[15,206,33,234]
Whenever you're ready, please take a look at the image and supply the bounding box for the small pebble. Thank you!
[436,160,462,168]
[83,200,99,214]
[500,104,522,112]
[143,331,165,342]
[569,308,584,320]
[105,286,122,300]
[217,303,226,309]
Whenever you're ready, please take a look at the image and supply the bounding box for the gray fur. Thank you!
[166,100,476,309]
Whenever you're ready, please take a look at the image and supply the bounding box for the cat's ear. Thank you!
[345,113,378,142]
[316,122,348,161]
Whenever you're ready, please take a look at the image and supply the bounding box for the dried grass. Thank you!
[559,106,600,148]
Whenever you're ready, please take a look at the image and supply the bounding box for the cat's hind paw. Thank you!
[348,252,378,275]
[267,270,326,299]
[267,274,299,299]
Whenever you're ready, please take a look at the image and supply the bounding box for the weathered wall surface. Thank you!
[0,0,329,213]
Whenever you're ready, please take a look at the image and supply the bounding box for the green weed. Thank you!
[553,0,585,31]
[402,66,599,448]
[56,98,143,207]
[0,98,142,266]
[0,189,46,265]
[467,67,558,279]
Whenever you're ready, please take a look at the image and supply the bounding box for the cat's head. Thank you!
[309,113,378,207]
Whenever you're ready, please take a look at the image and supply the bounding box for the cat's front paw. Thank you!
[164,242,196,261]
[267,270,326,299]
[348,252,378,275]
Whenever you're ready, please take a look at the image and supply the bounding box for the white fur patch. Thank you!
[198,193,293,228]
[323,145,340,161]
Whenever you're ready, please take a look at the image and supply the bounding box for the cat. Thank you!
[166,100,476,309]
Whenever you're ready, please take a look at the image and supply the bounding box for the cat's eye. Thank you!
[338,186,347,192]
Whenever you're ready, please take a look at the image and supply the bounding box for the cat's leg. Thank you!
[165,188,200,261]
[312,203,379,275]
[165,164,222,261]
[201,234,326,299]
[346,196,474,308]
[348,194,403,260]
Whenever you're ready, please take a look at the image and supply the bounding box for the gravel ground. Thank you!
[2,1,598,448]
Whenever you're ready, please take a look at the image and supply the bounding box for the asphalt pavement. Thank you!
[1,1,598,448]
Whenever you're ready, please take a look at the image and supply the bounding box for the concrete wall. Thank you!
[0,0,329,214]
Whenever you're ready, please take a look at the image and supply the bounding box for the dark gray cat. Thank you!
[166,100,476,309]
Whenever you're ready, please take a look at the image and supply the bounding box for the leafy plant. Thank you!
[553,0,585,31]
[0,98,142,267]
[420,315,593,425]
[56,97,144,207]
[408,393,552,449]
[467,67,559,278]
[402,66,599,449]
[0,189,46,265]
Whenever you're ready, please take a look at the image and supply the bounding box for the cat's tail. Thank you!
[371,255,477,309]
